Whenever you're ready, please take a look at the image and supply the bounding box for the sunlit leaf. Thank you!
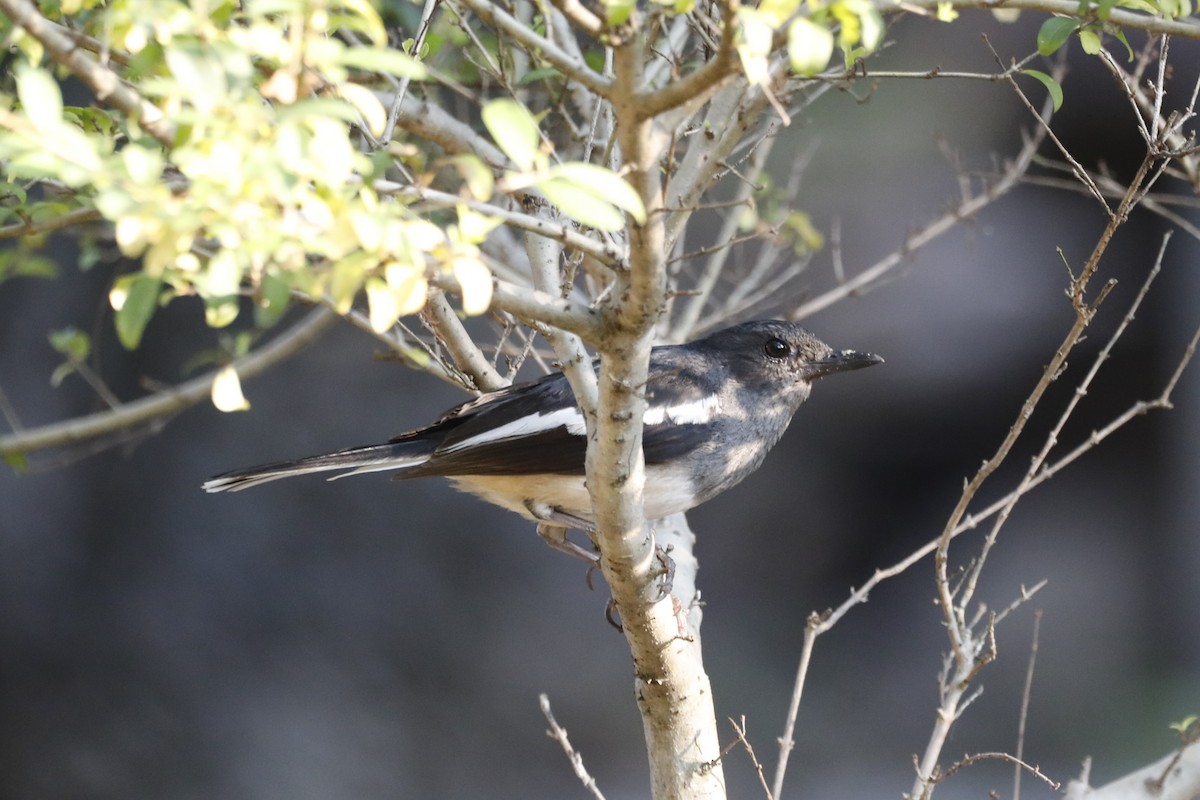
[452,257,492,315]
[336,81,388,138]
[481,98,541,171]
[550,163,647,223]
[457,205,503,243]
[736,8,773,85]
[205,297,240,328]
[212,364,250,412]
[385,262,428,315]
[538,177,625,231]
[338,47,428,79]
[787,18,835,76]
[15,64,63,133]
[936,2,959,21]
[605,0,636,24]
[444,154,495,201]
[366,277,400,332]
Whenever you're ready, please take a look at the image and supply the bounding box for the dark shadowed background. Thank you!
[1,17,1197,800]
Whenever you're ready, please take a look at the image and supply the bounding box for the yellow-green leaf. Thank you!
[552,163,646,223]
[1078,28,1101,54]
[538,177,625,231]
[338,47,428,79]
[336,82,388,138]
[366,277,401,332]
[212,364,251,412]
[605,0,636,24]
[787,18,834,76]
[481,98,540,171]
[736,8,774,85]
[16,65,63,134]
[452,257,492,315]
[385,262,428,315]
[444,154,495,201]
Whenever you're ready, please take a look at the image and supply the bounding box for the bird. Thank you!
[203,320,882,546]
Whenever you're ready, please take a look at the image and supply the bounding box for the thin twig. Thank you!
[1013,609,1043,800]
[727,717,773,800]
[539,694,606,800]
[0,306,337,458]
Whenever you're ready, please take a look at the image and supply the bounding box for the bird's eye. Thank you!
[763,337,790,359]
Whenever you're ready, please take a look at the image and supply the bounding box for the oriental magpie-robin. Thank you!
[203,320,881,536]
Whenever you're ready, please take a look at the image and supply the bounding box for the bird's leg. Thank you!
[653,544,676,603]
[527,501,675,606]
[526,501,599,563]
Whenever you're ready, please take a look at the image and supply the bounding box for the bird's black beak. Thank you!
[803,350,884,380]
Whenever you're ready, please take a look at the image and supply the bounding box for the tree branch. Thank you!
[456,0,614,97]
[893,0,1200,39]
[0,0,176,148]
[0,306,336,458]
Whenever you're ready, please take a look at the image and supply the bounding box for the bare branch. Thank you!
[0,307,336,459]
[0,205,102,240]
[376,182,626,270]
[421,291,505,391]
[890,0,1200,39]
[635,1,739,118]
[539,694,607,800]
[1013,609,1043,800]
[456,0,613,97]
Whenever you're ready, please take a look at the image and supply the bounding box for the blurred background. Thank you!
[1,14,1198,800]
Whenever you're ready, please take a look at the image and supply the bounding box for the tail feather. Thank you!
[202,442,431,493]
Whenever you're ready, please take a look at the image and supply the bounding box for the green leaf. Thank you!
[205,297,239,328]
[337,47,428,79]
[1097,0,1119,18]
[550,163,647,223]
[605,0,636,24]
[3,450,28,474]
[787,18,835,76]
[537,177,625,231]
[1037,17,1078,55]
[111,274,161,349]
[15,64,64,133]
[255,273,292,328]
[48,327,91,361]
[443,154,495,201]
[518,67,562,86]
[1112,27,1135,60]
[1078,28,1101,54]
[481,98,541,171]
[1021,69,1064,111]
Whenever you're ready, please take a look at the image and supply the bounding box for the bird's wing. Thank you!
[400,348,724,478]
[401,372,589,476]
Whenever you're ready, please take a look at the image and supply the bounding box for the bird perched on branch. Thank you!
[204,320,881,547]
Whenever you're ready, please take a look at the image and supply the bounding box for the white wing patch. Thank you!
[643,395,720,426]
[444,406,587,452]
[442,395,718,454]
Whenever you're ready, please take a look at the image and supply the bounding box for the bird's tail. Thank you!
[202,441,432,493]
